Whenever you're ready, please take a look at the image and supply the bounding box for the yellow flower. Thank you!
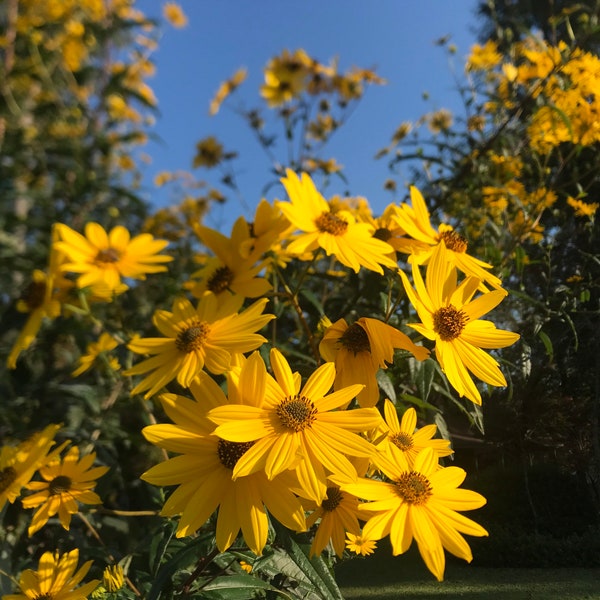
[260,49,312,107]
[54,222,172,294]
[4,548,99,600]
[427,109,453,134]
[319,317,429,408]
[342,447,488,581]
[125,294,273,398]
[207,349,381,503]
[163,2,187,28]
[399,242,520,405]
[277,170,397,274]
[72,332,120,377]
[141,373,306,554]
[345,532,377,556]
[466,40,502,71]
[567,196,599,218]
[192,136,224,168]
[376,401,453,467]
[0,424,62,511]
[22,446,109,536]
[394,186,504,290]
[102,565,124,592]
[209,67,247,116]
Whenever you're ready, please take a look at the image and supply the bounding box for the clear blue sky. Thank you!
[137,0,481,229]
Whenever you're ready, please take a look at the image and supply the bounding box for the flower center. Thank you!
[217,439,254,470]
[394,472,432,505]
[20,280,47,310]
[390,431,414,452]
[438,230,468,253]
[321,486,343,512]
[315,211,348,236]
[207,265,234,294]
[175,321,211,352]
[339,323,371,354]
[49,475,72,495]
[432,305,468,341]
[276,395,318,432]
[373,227,392,242]
[0,466,17,494]
[32,594,53,600]
[95,248,121,264]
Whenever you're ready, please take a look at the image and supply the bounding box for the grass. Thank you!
[335,546,600,599]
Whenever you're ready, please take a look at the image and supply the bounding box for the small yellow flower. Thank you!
[103,564,125,592]
[193,136,224,168]
[72,332,120,377]
[567,196,598,218]
[209,67,247,116]
[163,2,187,28]
[345,532,377,556]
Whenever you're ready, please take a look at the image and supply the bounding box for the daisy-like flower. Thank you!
[393,186,503,290]
[319,317,430,408]
[22,445,109,536]
[4,548,99,600]
[0,424,62,511]
[304,484,364,557]
[72,332,120,377]
[376,400,453,467]
[355,201,415,256]
[54,222,172,295]
[277,170,398,274]
[260,49,312,107]
[207,349,382,503]
[125,294,273,398]
[141,373,306,554]
[7,227,72,369]
[209,67,247,116]
[345,532,377,556]
[342,447,488,581]
[185,221,272,300]
[399,242,520,405]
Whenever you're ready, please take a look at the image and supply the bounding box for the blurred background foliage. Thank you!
[1,0,599,596]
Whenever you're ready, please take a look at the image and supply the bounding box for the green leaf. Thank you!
[201,574,279,599]
[537,329,554,362]
[415,358,436,402]
[376,370,396,403]
[300,289,324,316]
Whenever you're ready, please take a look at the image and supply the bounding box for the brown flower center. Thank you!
[175,321,211,352]
[20,280,47,310]
[217,439,254,470]
[432,305,467,341]
[321,486,343,512]
[373,227,392,242]
[49,475,72,495]
[394,472,432,505]
[315,211,348,236]
[95,247,121,264]
[276,395,318,432]
[207,265,234,294]
[339,323,371,355]
[438,230,468,253]
[390,431,414,452]
[0,466,17,494]
[32,594,53,600]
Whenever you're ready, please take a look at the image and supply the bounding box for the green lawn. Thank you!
[336,549,600,599]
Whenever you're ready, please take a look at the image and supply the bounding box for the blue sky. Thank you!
[137,0,481,229]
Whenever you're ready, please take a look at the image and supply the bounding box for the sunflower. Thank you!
[54,222,172,295]
[125,294,273,398]
[141,373,306,554]
[277,170,397,274]
[22,445,109,536]
[207,349,381,503]
[341,447,488,581]
[375,400,453,467]
[319,317,430,407]
[7,227,72,369]
[393,186,503,290]
[260,49,312,107]
[399,241,520,405]
[185,222,272,299]
[4,548,99,600]
[72,332,120,377]
[0,424,62,511]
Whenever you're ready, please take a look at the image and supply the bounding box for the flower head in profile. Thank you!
[399,242,520,404]
[394,186,503,290]
[163,2,187,27]
[141,373,306,554]
[4,548,99,600]
[376,401,453,467]
[277,170,397,274]
[342,447,488,581]
[72,332,120,377]
[209,67,247,115]
[346,532,377,556]
[0,424,62,511]
[22,445,109,536]
[319,317,429,407]
[54,222,172,295]
[125,294,273,398]
[207,349,381,503]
